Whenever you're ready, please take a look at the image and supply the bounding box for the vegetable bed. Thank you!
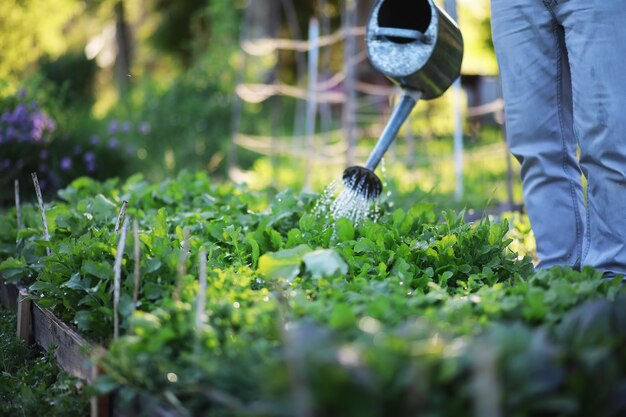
[1,171,625,417]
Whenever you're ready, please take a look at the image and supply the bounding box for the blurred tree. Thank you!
[149,0,209,66]
[114,1,133,94]
[0,0,81,89]
[458,0,497,75]
[38,51,98,107]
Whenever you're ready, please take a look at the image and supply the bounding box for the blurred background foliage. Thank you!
[0,0,513,213]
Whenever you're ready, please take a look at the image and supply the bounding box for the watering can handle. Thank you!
[375,27,430,43]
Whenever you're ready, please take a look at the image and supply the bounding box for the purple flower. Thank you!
[39,149,49,160]
[122,122,131,132]
[84,152,96,172]
[5,126,17,141]
[73,145,83,155]
[108,120,119,134]
[125,145,136,155]
[107,138,119,149]
[0,98,55,144]
[84,151,96,162]
[139,122,151,134]
[60,157,73,171]
[89,135,100,146]
[0,159,11,171]
[18,89,27,99]
[14,104,26,120]
[38,163,48,173]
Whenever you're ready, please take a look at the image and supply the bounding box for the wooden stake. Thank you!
[303,17,319,193]
[31,173,50,256]
[113,216,130,340]
[195,249,208,332]
[16,289,32,343]
[174,228,191,300]
[177,227,191,277]
[14,179,22,233]
[132,219,141,307]
[114,200,128,233]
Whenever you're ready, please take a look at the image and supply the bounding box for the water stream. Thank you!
[315,172,381,226]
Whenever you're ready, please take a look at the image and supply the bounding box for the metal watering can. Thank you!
[342,0,464,199]
[366,0,464,99]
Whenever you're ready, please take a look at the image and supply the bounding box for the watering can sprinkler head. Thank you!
[341,0,463,202]
[343,166,383,200]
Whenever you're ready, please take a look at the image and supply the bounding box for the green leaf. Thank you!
[0,257,29,281]
[143,282,164,300]
[91,194,117,222]
[29,281,53,293]
[354,238,376,254]
[257,244,311,281]
[144,258,162,274]
[335,218,355,242]
[74,310,92,332]
[62,273,86,291]
[0,257,26,270]
[329,303,357,329]
[82,260,113,281]
[246,234,260,267]
[392,208,405,226]
[488,223,505,246]
[154,208,169,238]
[302,249,348,278]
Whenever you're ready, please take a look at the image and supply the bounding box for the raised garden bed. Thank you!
[2,171,626,417]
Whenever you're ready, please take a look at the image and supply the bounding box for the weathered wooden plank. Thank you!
[0,278,19,311]
[90,348,112,417]
[31,302,93,381]
[92,394,112,417]
[16,289,32,343]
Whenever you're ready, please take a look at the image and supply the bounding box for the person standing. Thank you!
[490,0,626,277]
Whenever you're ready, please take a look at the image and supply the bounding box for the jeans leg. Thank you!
[556,1,626,275]
[491,0,585,269]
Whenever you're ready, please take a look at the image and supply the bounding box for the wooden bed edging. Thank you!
[2,279,185,417]
[0,280,111,417]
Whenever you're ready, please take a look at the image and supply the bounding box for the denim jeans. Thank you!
[491,0,626,275]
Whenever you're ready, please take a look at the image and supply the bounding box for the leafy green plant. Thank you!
[1,171,536,341]
[1,171,623,417]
